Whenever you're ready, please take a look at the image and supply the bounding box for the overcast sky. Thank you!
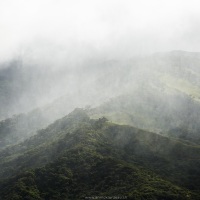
[0,0,200,62]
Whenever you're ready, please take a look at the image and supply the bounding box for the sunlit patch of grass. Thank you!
[160,74,200,101]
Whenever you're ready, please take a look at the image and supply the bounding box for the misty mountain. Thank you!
[1,50,200,148]
[0,57,126,120]
[0,59,83,120]
[1,51,200,198]
[87,51,200,144]
[0,94,89,150]
[89,88,200,144]
[2,0,200,199]
[0,109,200,199]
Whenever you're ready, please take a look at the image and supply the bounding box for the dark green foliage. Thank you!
[0,109,200,199]
[0,149,195,200]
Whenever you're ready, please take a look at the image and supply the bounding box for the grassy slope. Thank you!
[160,74,200,102]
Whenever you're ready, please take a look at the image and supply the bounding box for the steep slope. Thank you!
[0,109,200,199]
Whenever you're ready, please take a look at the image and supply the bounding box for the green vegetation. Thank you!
[0,109,200,199]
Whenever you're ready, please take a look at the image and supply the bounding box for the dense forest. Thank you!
[0,109,200,199]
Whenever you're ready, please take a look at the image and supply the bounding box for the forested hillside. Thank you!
[0,109,200,199]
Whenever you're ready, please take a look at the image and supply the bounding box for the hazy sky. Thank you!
[0,0,200,62]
